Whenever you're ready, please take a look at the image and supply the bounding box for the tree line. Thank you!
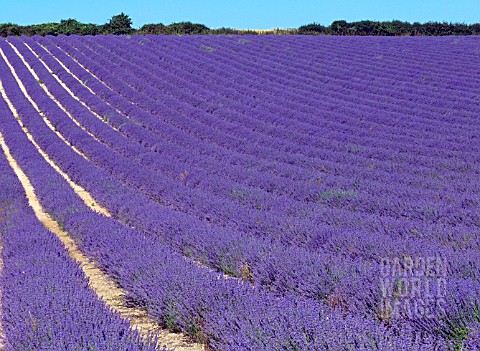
[1,13,480,37]
[298,20,480,36]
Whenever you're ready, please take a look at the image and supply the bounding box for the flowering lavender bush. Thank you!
[0,145,158,350]
[1,34,479,349]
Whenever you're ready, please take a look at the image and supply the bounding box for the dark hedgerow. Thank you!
[1,15,480,37]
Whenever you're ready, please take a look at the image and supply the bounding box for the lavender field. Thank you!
[0,34,479,350]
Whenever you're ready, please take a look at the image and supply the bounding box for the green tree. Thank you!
[330,20,349,35]
[0,23,21,37]
[57,18,82,35]
[104,12,133,35]
[470,23,480,34]
[298,23,326,35]
[24,23,59,36]
[167,22,210,35]
[138,23,168,35]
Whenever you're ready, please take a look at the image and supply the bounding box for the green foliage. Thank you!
[298,23,326,35]
[209,27,259,35]
[0,23,21,37]
[1,15,480,37]
[137,22,210,35]
[330,20,349,35]
[22,23,60,36]
[104,12,133,35]
[57,19,100,35]
[138,23,169,35]
[0,18,99,37]
[167,21,210,35]
[299,20,480,36]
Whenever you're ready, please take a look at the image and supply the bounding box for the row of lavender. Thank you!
[1,33,478,350]
[58,34,479,253]
[3,37,368,309]
[50,33,480,339]
[66,35,480,212]
[0,37,453,350]
[22,33,480,272]
[0,131,156,349]
[44,34,480,232]
[9,34,480,341]
[51,35,477,344]
[14,34,480,342]
[94,35,480,167]
[18,34,478,260]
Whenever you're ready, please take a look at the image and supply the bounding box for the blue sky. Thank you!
[1,0,479,29]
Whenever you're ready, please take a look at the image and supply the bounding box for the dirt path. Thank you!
[0,68,204,351]
[0,48,110,218]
